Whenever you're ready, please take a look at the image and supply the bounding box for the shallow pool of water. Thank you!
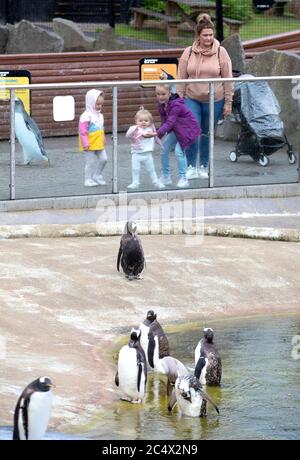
[1,313,299,440]
[84,313,300,440]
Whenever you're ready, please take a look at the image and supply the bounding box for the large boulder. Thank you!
[53,18,95,52]
[0,24,8,53]
[222,33,246,74]
[94,26,127,51]
[6,20,64,54]
[246,49,300,147]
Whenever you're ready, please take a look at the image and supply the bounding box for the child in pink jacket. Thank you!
[79,89,107,187]
[126,107,164,189]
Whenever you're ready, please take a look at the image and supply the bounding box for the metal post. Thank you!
[10,89,16,200]
[112,85,118,193]
[216,0,224,43]
[108,0,115,28]
[298,79,300,183]
[208,82,215,188]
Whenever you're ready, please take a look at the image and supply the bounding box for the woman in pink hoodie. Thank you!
[177,14,233,179]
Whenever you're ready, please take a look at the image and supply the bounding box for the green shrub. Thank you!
[223,0,253,21]
[143,0,165,13]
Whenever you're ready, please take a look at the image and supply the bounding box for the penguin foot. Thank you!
[127,275,134,281]
[135,274,143,280]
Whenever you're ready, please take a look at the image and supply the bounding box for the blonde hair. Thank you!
[155,83,172,92]
[196,13,214,36]
[135,106,153,123]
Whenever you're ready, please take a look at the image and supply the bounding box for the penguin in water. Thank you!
[194,327,222,386]
[117,221,145,280]
[168,374,219,418]
[14,98,49,166]
[115,328,147,403]
[139,310,157,365]
[155,355,188,396]
[13,376,55,440]
[147,316,170,370]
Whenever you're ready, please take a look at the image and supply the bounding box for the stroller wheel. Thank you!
[288,153,296,165]
[258,155,269,167]
[229,151,238,162]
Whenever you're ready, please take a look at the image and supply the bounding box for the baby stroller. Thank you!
[229,75,296,167]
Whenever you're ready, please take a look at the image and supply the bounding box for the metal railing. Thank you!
[1,75,299,199]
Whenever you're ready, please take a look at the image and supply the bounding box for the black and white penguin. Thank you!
[168,374,219,418]
[194,327,222,386]
[139,310,157,364]
[13,376,55,440]
[115,327,147,403]
[147,317,170,370]
[117,221,145,280]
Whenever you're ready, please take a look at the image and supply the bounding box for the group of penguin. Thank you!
[116,222,221,417]
[11,221,220,440]
[115,310,221,418]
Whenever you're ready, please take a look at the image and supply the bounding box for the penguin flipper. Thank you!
[167,389,177,412]
[117,244,122,272]
[24,117,47,159]
[115,371,119,387]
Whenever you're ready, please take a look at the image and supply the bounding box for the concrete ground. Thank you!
[0,134,298,201]
[0,234,300,433]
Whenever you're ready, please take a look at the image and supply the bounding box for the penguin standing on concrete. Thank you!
[168,374,219,418]
[194,327,222,386]
[14,98,49,166]
[117,221,145,280]
[13,376,55,440]
[115,328,147,403]
[147,316,170,370]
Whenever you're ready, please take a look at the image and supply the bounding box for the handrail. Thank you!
[1,75,300,91]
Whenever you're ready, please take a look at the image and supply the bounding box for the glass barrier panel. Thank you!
[213,78,299,187]
[10,88,113,199]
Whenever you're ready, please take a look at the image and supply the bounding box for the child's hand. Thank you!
[142,131,156,138]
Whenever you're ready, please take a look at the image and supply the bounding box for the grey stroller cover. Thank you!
[234,75,284,139]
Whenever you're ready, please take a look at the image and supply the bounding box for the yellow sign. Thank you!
[139,58,178,87]
[0,70,31,114]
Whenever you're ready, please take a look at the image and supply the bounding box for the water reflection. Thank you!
[1,313,299,440]
[92,313,300,440]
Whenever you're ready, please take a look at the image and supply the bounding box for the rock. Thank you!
[222,34,246,74]
[53,18,95,52]
[6,20,64,54]
[0,24,8,53]
[93,26,127,51]
[0,24,9,53]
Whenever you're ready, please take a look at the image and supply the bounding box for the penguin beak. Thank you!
[47,383,56,389]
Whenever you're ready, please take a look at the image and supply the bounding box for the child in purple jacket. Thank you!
[147,84,201,188]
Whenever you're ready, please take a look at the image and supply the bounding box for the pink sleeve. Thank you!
[151,123,162,147]
[79,121,89,148]
[126,125,138,139]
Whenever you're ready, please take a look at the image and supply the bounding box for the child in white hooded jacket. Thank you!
[79,89,107,187]
[126,107,164,189]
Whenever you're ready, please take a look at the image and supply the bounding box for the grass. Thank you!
[114,14,300,45]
